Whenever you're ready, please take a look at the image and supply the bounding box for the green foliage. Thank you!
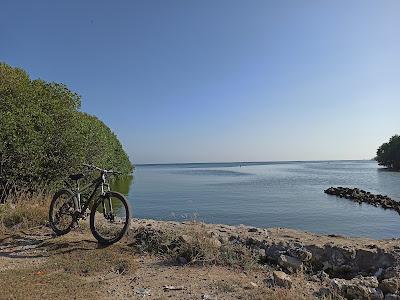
[0,62,133,189]
[376,135,400,171]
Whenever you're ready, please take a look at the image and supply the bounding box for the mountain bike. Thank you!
[49,164,131,245]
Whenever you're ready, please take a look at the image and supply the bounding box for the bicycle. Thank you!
[49,164,131,245]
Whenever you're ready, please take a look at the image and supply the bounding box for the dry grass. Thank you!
[0,233,137,300]
[241,288,314,300]
[132,222,258,269]
[211,277,314,300]
[0,189,50,233]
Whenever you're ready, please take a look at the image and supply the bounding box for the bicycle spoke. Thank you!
[91,194,129,243]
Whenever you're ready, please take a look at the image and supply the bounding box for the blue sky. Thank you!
[1,0,399,164]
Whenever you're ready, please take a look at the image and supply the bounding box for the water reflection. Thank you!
[110,175,133,196]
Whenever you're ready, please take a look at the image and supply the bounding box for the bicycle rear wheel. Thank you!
[89,191,130,245]
[49,189,77,236]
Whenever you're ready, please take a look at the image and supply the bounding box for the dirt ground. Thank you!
[0,226,316,300]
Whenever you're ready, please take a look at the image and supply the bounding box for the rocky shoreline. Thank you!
[130,218,400,299]
[324,187,400,215]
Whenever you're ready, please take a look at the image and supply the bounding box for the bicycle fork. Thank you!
[101,183,113,219]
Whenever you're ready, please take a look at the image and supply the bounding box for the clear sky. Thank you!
[1,1,399,164]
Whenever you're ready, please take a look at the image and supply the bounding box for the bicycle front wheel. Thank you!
[90,191,130,245]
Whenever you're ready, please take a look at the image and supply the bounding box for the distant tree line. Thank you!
[0,62,133,190]
[376,135,400,171]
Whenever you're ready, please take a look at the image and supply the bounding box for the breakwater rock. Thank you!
[324,187,400,214]
[129,219,400,299]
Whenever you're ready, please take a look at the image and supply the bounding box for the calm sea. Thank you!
[113,160,400,239]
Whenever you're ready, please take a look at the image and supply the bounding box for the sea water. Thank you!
[114,160,400,239]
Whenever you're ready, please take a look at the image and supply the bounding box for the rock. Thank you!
[265,244,287,260]
[277,254,303,272]
[322,261,333,271]
[385,294,400,300]
[249,282,258,288]
[218,235,229,244]
[201,294,217,300]
[331,276,382,300]
[178,256,188,264]
[163,285,185,291]
[180,234,193,244]
[379,278,399,294]
[134,288,151,297]
[315,287,332,298]
[372,289,385,300]
[210,238,222,248]
[383,267,400,280]
[317,270,330,282]
[310,271,329,283]
[287,247,312,262]
[246,236,264,247]
[355,276,379,288]
[258,248,266,257]
[324,187,400,215]
[248,227,258,232]
[375,268,384,278]
[273,271,292,288]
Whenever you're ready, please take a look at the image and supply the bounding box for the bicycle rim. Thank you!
[90,192,130,244]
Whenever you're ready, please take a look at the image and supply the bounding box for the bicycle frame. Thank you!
[68,173,110,217]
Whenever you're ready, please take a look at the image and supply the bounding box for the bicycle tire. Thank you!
[89,191,131,245]
[49,188,77,236]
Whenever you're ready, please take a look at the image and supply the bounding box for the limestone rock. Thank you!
[385,294,400,300]
[278,254,303,272]
[331,276,382,299]
[383,267,400,280]
[287,247,312,262]
[210,238,222,248]
[380,278,399,294]
[273,271,292,288]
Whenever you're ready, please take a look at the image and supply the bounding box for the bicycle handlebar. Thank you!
[83,163,122,175]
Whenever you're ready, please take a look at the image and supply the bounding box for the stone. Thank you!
[180,234,193,244]
[324,187,400,215]
[250,282,258,288]
[257,248,266,258]
[383,267,400,280]
[134,288,151,297]
[277,254,303,272]
[354,276,379,288]
[265,244,287,260]
[163,285,185,291]
[331,277,382,300]
[380,278,399,294]
[317,270,330,282]
[385,294,400,300]
[273,271,292,288]
[371,289,384,300]
[201,294,217,300]
[178,256,188,264]
[375,268,384,278]
[315,287,332,298]
[218,235,229,244]
[287,247,312,262]
[210,238,222,248]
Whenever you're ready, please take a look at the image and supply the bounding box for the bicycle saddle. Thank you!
[69,173,85,181]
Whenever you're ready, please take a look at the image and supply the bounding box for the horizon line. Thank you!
[135,158,375,166]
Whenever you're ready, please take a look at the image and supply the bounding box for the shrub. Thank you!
[0,62,133,190]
